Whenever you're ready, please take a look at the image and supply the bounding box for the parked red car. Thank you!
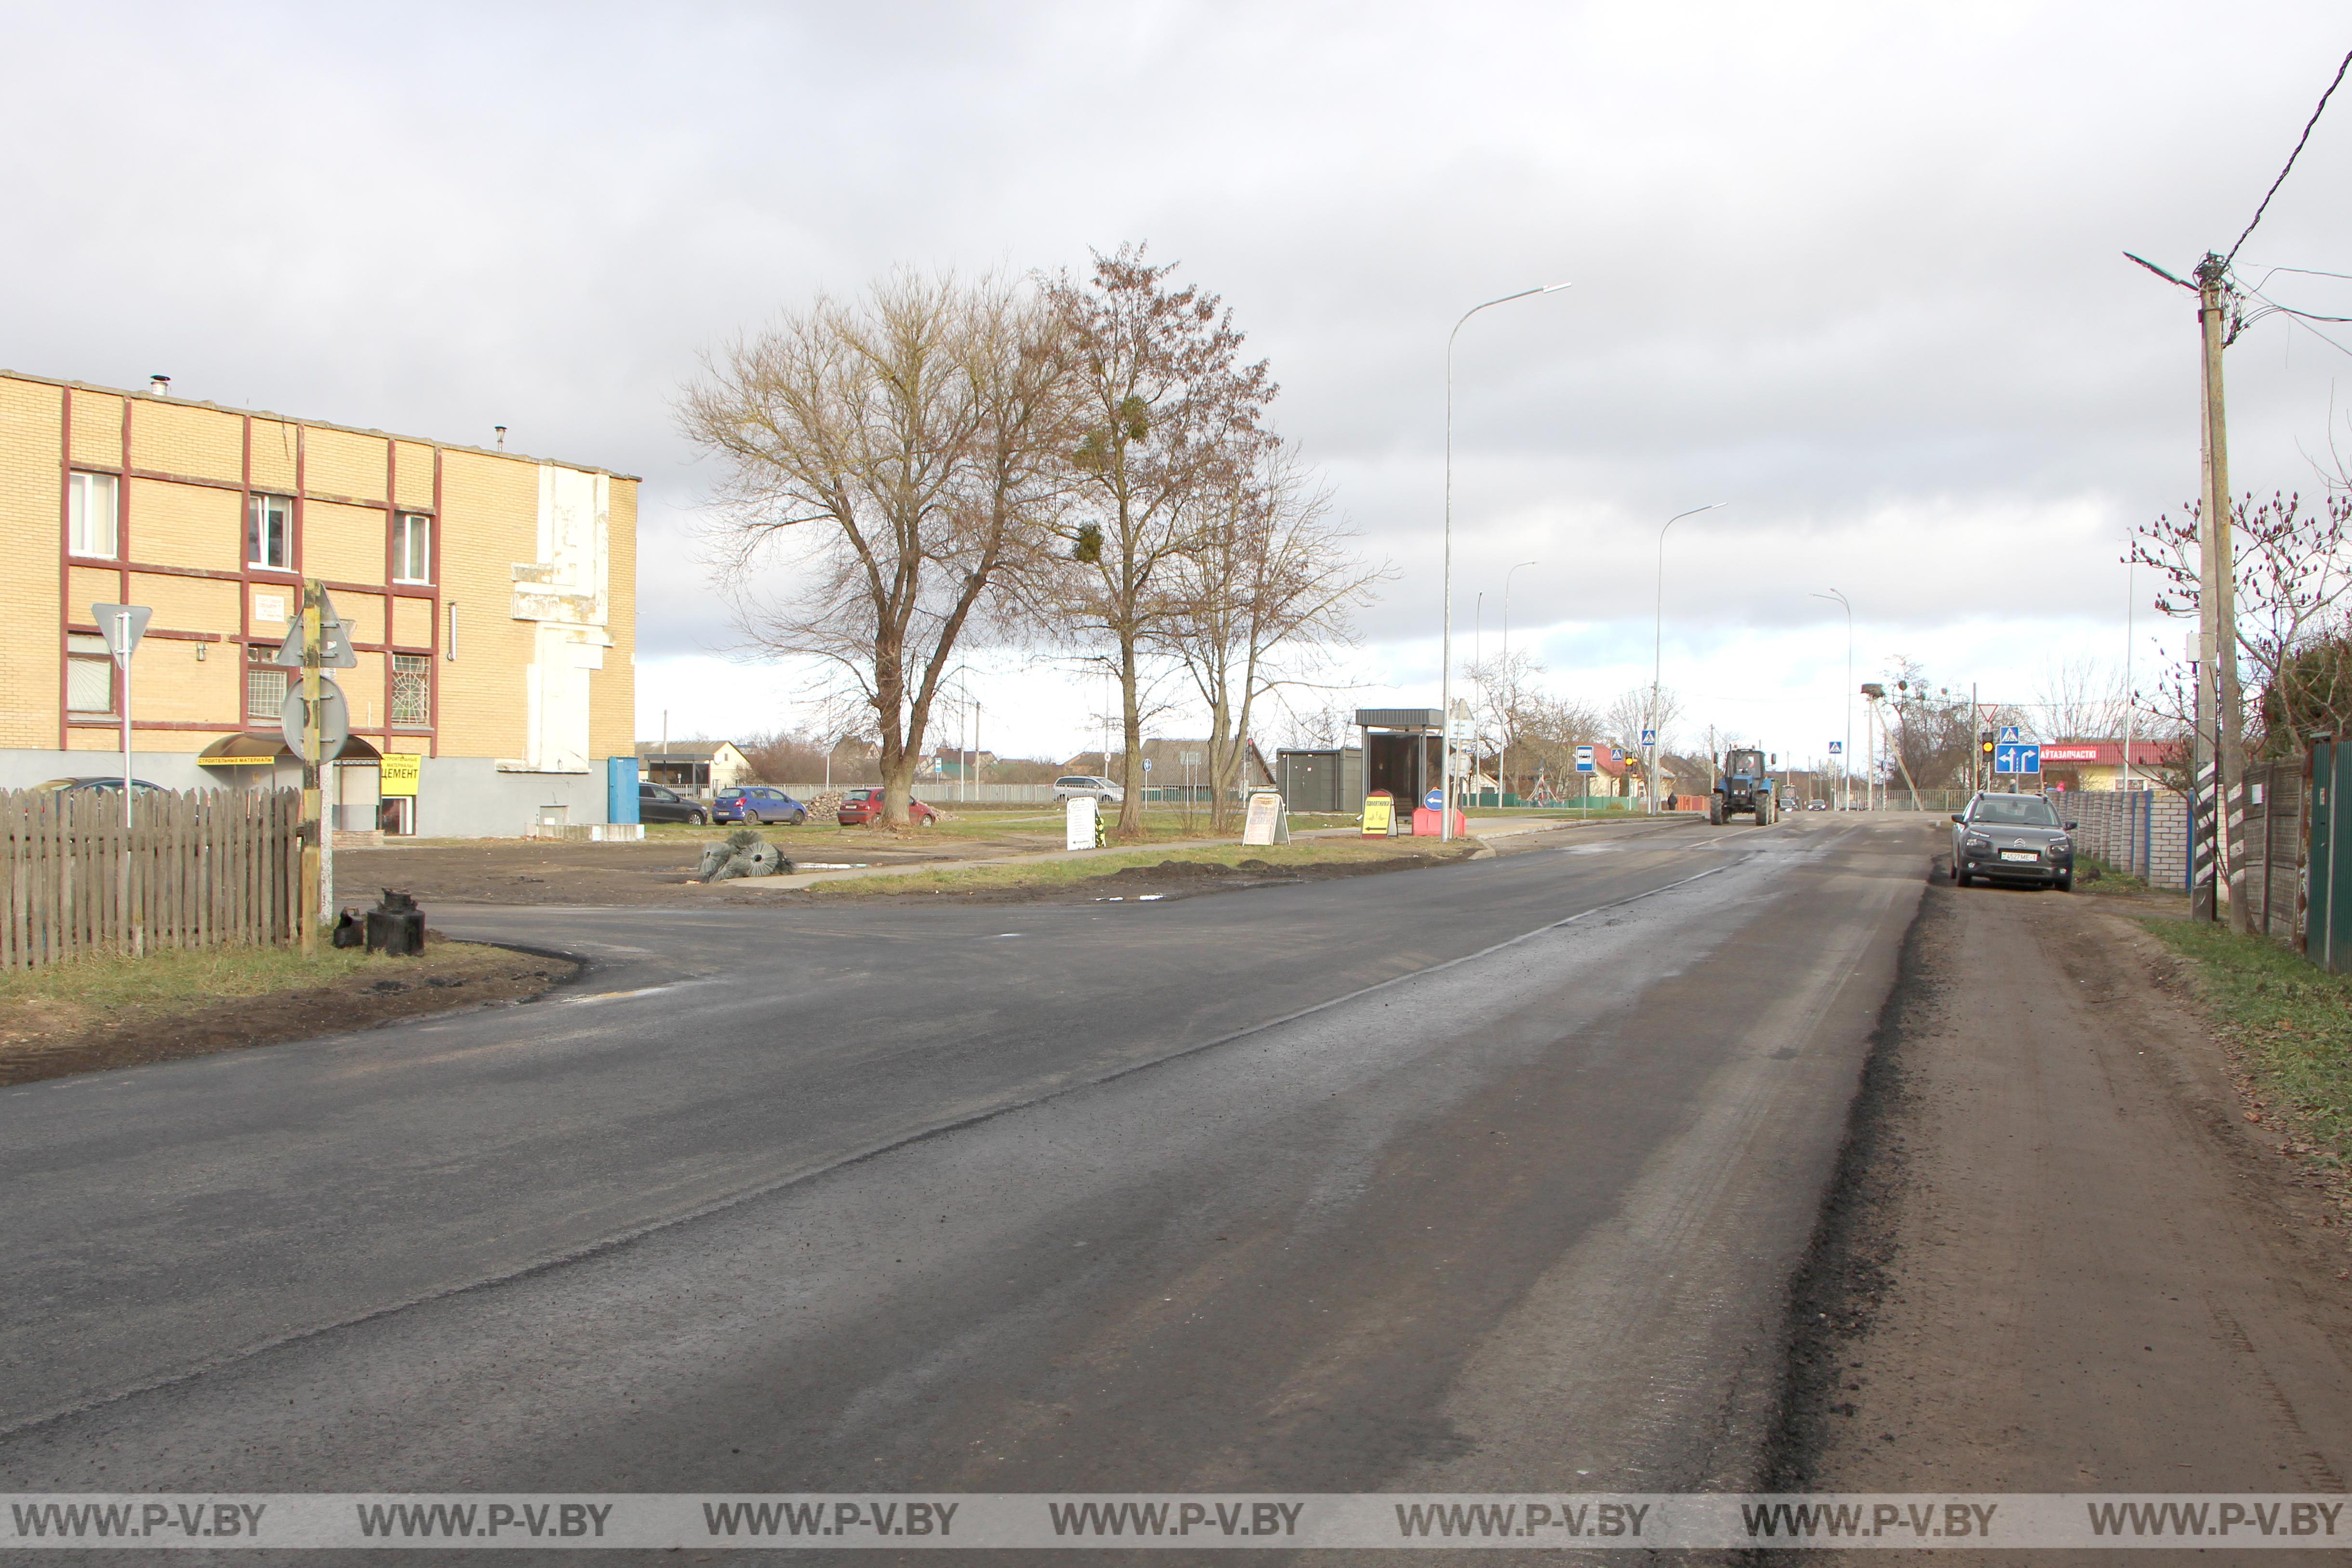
[837,788,938,828]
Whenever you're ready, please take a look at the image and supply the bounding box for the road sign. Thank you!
[282,678,351,762]
[91,603,152,665]
[1574,745,1595,773]
[1143,758,1152,773]
[1423,788,1445,811]
[1994,742,2042,776]
[1641,728,1657,746]
[273,590,358,669]
[1829,741,1843,755]
[1998,723,2023,743]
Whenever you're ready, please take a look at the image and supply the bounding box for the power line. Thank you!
[2227,47,2352,264]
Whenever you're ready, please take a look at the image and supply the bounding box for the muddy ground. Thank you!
[0,935,578,1089]
[1767,861,2352,1526]
[336,837,1467,907]
[334,834,959,907]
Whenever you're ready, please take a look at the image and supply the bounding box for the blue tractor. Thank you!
[1712,747,1776,825]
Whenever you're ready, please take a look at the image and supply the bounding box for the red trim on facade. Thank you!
[55,388,72,750]
[117,397,132,608]
[291,425,306,578]
[430,444,443,757]
[66,624,222,643]
[122,466,242,493]
[46,404,452,757]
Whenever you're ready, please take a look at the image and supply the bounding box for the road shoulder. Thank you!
[1769,875,2352,1505]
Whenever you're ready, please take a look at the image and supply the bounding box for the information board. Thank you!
[1242,790,1290,846]
[380,753,423,797]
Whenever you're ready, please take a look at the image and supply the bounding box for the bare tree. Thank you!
[2133,490,2352,759]
[679,273,1076,827]
[1153,442,1383,830]
[1605,686,1681,756]
[2031,654,2132,740]
[1042,245,1276,838]
[1499,688,1603,800]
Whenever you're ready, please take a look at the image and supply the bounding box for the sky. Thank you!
[6,1,2351,772]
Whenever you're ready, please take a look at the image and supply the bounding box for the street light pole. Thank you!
[1650,503,1726,813]
[1501,558,1537,806]
[1812,589,1853,810]
[1443,281,1569,841]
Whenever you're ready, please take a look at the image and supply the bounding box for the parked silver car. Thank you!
[1053,775,1125,805]
[1951,791,2075,890]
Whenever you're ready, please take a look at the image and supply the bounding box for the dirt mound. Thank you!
[1109,860,1245,881]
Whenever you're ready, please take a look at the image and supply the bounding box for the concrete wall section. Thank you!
[413,759,605,838]
[2070,789,2188,889]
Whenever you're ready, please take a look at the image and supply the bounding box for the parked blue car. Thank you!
[713,785,809,826]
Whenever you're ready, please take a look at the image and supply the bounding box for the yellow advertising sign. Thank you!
[381,753,423,797]
[1361,792,1394,837]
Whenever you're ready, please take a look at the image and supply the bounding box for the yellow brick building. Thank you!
[0,370,638,836]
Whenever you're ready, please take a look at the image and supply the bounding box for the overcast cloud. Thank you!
[6,2,2350,765]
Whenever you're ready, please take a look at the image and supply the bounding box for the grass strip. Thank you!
[2139,918,2352,1171]
[0,942,516,1011]
[803,838,1461,898]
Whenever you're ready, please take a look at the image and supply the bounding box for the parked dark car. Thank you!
[637,781,708,825]
[836,788,938,828]
[1951,791,2075,890]
[34,775,170,800]
[714,785,808,826]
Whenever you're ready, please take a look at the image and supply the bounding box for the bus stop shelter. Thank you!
[1353,708,1446,815]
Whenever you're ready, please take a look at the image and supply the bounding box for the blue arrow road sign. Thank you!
[1994,742,2041,775]
[1423,788,1446,811]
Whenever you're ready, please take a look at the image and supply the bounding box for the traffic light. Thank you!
[1980,730,1995,756]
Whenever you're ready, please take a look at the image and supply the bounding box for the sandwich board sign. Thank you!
[1064,794,1098,851]
[1361,791,1395,837]
[1243,790,1290,846]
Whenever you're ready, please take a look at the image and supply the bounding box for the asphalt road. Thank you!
[0,814,1932,1536]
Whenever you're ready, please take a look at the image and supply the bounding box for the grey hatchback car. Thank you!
[1951,791,2076,890]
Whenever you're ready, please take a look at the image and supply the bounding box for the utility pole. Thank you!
[2194,252,2249,931]
[299,580,324,955]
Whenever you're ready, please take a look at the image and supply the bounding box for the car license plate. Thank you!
[1999,849,2038,863]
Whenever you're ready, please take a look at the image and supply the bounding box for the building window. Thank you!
[247,493,292,569]
[390,653,431,728]
[245,643,287,725]
[67,633,114,715]
[68,472,118,558]
[393,512,431,584]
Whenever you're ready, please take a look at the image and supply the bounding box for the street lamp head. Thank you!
[1540,281,1573,293]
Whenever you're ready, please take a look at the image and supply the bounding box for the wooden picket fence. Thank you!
[1,787,304,970]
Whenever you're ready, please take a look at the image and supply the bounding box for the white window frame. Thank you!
[247,493,292,571]
[393,512,432,584]
[244,643,287,726]
[68,472,118,559]
[67,633,115,715]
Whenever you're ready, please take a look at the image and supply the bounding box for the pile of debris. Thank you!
[695,830,794,882]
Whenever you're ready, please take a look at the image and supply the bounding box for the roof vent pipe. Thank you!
[149,374,171,395]
[494,425,506,451]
